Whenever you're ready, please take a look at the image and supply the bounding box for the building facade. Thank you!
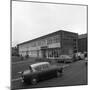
[17,30,78,59]
[78,34,87,52]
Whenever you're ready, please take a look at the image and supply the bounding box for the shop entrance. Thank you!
[42,49,46,58]
[41,46,48,58]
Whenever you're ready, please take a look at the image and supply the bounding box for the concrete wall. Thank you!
[78,37,87,52]
[61,31,78,54]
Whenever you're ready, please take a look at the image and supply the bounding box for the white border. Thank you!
[0,0,89,90]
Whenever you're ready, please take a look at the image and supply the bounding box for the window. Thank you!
[73,39,77,41]
[33,64,50,71]
[53,49,60,57]
[38,41,41,46]
[42,64,50,70]
[34,66,42,71]
[47,38,52,44]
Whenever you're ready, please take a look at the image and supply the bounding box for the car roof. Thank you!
[30,62,50,68]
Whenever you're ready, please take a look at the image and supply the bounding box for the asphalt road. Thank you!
[11,60,87,90]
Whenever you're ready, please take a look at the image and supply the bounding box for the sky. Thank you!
[12,1,87,47]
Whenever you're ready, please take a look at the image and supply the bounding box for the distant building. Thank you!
[78,34,87,52]
[17,30,78,59]
[12,47,19,56]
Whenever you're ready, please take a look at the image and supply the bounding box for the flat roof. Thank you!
[78,34,87,39]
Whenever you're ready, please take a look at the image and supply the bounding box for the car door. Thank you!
[44,66,57,79]
[34,65,46,81]
[39,64,53,79]
[37,64,50,80]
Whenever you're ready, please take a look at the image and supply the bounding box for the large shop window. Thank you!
[47,49,60,58]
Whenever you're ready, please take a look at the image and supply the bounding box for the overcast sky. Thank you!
[12,1,87,47]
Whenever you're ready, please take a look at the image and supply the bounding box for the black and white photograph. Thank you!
[11,0,88,89]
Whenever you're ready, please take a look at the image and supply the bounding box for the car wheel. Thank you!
[56,71,60,77]
[31,78,37,85]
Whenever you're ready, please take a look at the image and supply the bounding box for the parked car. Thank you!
[20,62,63,85]
[75,52,85,60]
[84,57,88,66]
[58,55,73,63]
[84,52,87,58]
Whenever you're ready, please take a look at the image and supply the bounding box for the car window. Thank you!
[34,64,50,71]
[34,65,42,71]
[42,64,50,70]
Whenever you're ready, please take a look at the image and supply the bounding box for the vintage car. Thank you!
[75,52,85,60]
[21,62,63,85]
[84,57,88,65]
[58,55,73,63]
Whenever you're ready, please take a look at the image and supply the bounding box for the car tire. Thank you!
[31,78,37,85]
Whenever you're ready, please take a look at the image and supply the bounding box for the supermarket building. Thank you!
[17,30,78,59]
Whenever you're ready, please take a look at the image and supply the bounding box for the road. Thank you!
[11,60,87,90]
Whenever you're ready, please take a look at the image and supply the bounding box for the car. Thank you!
[20,62,63,85]
[84,57,88,66]
[75,52,85,60]
[58,55,73,63]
